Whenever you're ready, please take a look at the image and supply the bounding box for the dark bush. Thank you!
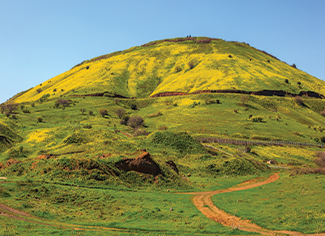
[23,109,30,113]
[83,125,92,129]
[285,79,289,84]
[115,107,126,119]
[119,115,130,125]
[127,115,144,130]
[297,81,301,85]
[216,99,220,104]
[37,117,43,123]
[228,55,232,58]
[20,105,25,110]
[5,112,10,118]
[86,66,89,69]
[251,116,264,122]
[175,66,182,73]
[31,102,35,107]
[291,63,297,69]
[53,88,57,92]
[321,137,325,143]
[131,104,137,110]
[80,108,86,115]
[89,110,93,115]
[99,109,108,117]
[36,88,42,93]
[188,61,195,69]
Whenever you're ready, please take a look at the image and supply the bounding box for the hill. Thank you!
[1,37,325,235]
[8,36,325,104]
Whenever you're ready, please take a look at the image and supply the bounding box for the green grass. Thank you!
[212,173,325,234]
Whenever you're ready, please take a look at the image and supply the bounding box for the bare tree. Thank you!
[115,108,125,119]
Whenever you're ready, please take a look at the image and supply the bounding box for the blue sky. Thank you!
[1,0,324,103]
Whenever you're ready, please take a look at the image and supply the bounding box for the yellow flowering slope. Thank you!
[12,37,325,103]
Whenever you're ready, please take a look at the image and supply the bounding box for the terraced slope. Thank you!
[11,37,325,103]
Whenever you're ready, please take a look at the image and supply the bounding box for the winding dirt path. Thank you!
[184,173,325,236]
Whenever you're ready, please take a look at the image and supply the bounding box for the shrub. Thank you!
[133,129,150,137]
[297,81,301,85]
[321,136,325,143]
[119,115,130,125]
[37,117,43,123]
[115,107,126,119]
[53,88,57,92]
[22,109,30,113]
[291,63,297,69]
[89,110,93,115]
[5,112,10,118]
[86,66,89,69]
[31,102,35,107]
[294,96,304,105]
[20,105,25,110]
[285,79,289,84]
[228,55,232,58]
[175,65,182,73]
[36,88,42,93]
[99,109,108,117]
[83,125,92,129]
[251,116,264,122]
[131,104,137,110]
[147,111,162,118]
[80,108,86,115]
[127,115,144,130]
[188,61,195,69]
[114,98,120,104]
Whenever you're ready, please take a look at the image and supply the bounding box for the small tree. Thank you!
[80,108,86,115]
[99,109,108,117]
[114,98,120,104]
[127,115,144,130]
[175,65,182,73]
[240,95,248,105]
[115,107,126,119]
[188,61,195,69]
[89,110,93,115]
[37,117,43,123]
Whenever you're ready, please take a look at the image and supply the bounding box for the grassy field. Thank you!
[212,173,325,234]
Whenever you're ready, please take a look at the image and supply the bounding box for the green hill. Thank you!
[9,37,325,104]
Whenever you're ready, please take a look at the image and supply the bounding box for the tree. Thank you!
[115,108,125,119]
[127,115,144,130]
[80,108,86,115]
[240,95,248,105]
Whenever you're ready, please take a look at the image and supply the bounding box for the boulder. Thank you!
[115,152,161,176]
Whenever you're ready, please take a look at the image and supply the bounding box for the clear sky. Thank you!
[1,0,324,103]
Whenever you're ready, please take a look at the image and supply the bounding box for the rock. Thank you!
[115,152,161,176]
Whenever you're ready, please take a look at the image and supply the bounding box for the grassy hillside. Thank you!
[1,37,325,235]
[9,37,325,104]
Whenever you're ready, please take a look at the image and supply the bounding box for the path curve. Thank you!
[184,173,325,236]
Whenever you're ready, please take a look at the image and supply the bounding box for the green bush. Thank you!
[251,116,264,122]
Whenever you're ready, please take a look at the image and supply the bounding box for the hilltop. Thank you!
[8,36,325,104]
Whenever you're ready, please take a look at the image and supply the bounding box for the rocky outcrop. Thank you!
[151,90,324,99]
[115,152,161,176]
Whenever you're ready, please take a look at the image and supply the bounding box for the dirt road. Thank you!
[184,173,325,236]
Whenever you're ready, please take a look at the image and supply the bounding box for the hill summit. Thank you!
[10,36,325,103]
